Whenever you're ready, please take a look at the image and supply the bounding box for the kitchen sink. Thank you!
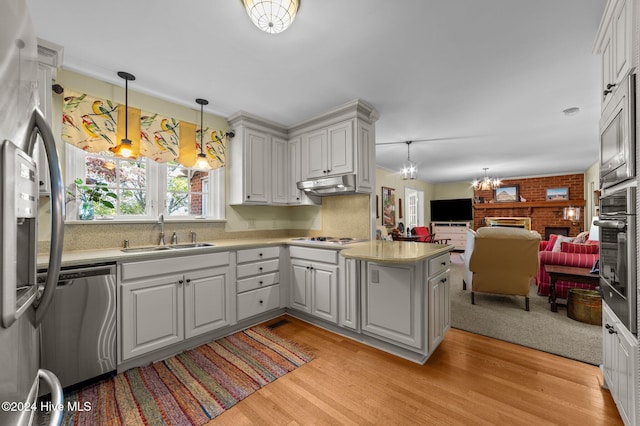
[121,243,215,253]
[121,246,171,253]
[168,243,215,249]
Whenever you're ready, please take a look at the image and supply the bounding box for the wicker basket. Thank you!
[567,289,602,325]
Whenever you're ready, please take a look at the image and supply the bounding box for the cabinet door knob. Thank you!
[603,89,613,96]
[247,195,251,199]
[186,278,191,284]
[441,261,446,266]
[608,328,618,335]
[606,83,616,90]
[306,266,310,270]
[259,253,263,257]
[259,300,263,304]
[440,277,447,283]
[259,281,263,285]
[259,267,263,271]
[297,197,300,200]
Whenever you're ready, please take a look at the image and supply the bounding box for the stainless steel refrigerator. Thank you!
[0,1,65,425]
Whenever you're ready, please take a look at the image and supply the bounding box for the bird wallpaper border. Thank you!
[61,89,226,169]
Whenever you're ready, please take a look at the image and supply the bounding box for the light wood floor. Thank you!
[208,315,622,425]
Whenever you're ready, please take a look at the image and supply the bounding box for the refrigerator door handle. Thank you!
[26,108,65,326]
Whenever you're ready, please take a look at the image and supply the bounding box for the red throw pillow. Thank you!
[544,234,558,251]
[560,242,599,254]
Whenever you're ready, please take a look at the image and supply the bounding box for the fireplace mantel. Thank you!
[473,200,585,210]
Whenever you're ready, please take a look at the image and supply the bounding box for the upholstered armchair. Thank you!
[463,227,541,311]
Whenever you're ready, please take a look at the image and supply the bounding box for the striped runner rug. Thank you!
[59,325,314,425]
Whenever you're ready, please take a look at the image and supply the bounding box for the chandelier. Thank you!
[241,0,300,34]
[472,168,501,190]
[401,141,417,180]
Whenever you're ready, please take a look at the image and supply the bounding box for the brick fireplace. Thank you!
[473,174,585,237]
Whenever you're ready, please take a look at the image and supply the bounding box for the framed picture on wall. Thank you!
[494,185,519,202]
[546,187,569,201]
[382,186,396,226]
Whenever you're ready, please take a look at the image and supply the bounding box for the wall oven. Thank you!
[600,73,635,189]
[596,184,637,334]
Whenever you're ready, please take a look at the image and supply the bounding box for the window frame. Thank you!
[64,144,225,222]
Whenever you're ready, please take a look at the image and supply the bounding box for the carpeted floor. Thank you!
[58,326,314,425]
[449,253,602,365]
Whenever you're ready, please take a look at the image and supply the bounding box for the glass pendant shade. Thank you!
[400,141,417,180]
[242,0,299,34]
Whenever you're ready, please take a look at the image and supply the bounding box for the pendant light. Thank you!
[242,0,300,34]
[401,141,417,180]
[472,167,501,190]
[110,71,137,159]
[193,98,211,170]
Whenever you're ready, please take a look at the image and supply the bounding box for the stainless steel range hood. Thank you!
[296,174,357,196]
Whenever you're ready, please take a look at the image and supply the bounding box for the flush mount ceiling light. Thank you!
[110,71,137,159]
[241,0,300,34]
[401,141,417,180]
[472,167,501,190]
[194,98,211,171]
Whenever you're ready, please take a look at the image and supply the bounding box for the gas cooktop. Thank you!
[292,236,367,245]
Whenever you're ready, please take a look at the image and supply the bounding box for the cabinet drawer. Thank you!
[429,253,450,276]
[237,259,279,278]
[237,284,280,321]
[289,246,339,264]
[237,246,280,263]
[237,272,279,293]
[121,252,230,281]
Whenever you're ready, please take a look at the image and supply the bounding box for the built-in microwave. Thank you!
[600,73,635,189]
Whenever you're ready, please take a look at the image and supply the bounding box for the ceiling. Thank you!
[27,0,606,183]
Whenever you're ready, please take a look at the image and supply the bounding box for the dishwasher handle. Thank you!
[38,265,116,285]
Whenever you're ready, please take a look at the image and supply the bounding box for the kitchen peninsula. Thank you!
[336,241,453,363]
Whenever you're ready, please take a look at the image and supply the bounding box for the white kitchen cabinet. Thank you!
[595,0,633,108]
[302,120,354,179]
[428,269,450,351]
[287,136,303,204]
[121,273,184,361]
[271,136,288,204]
[242,128,270,203]
[236,246,282,321]
[119,252,231,362]
[362,262,423,349]
[602,302,638,426]
[339,256,359,330]
[289,246,339,324]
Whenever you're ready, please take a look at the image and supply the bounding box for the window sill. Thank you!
[65,218,227,225]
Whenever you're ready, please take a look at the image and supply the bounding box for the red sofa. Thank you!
[536,237,599,300]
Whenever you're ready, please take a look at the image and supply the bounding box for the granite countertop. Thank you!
[38,238,349,269]
[340,240,453,264]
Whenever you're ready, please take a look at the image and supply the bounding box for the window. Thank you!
[65,144,225,220]
[84,152,149,217]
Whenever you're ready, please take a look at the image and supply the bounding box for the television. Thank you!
[430,198,473,222]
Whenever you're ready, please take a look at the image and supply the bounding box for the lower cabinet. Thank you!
[428,269,451,350]
[289,246,339,324]
[119,253,231,362]
[602,302,638,426]
[236,246,282,321]
[361,262,422,349]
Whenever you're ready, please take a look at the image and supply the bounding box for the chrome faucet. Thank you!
[190,231,197,244]
[158,214,165,245]
[171,231,178,244]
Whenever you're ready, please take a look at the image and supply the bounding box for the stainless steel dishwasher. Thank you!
[38,264,117,389]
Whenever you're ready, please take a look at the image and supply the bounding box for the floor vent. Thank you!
[267,319,290,329]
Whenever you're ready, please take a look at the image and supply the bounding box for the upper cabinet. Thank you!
[228,100,378,205]
[594,0,633,108]
[291,99,378,193]
[302,120,354,179]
